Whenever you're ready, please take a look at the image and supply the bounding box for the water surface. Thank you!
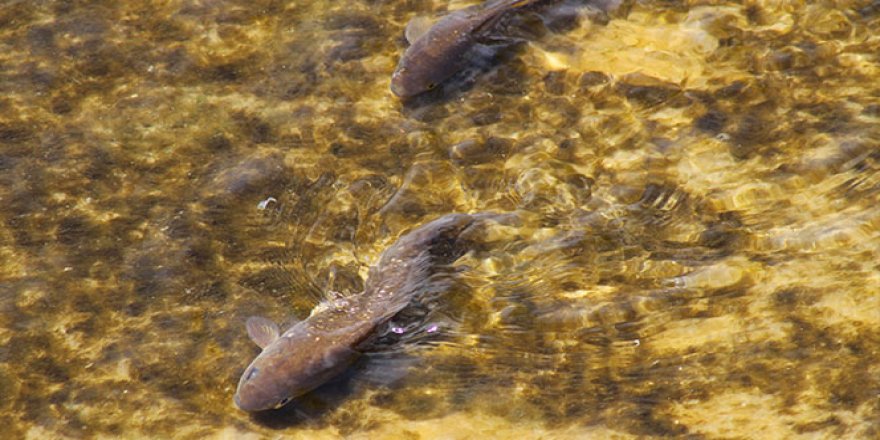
[1,0,879,438]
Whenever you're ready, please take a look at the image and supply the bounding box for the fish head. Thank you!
[391,30,466,100]
[390,59,444,99]
[233,324,360,412]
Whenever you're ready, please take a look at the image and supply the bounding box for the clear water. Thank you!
[1,0,879,438]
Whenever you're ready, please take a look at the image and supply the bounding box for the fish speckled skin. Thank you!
[391,0,539,99]
[234,213,476,412]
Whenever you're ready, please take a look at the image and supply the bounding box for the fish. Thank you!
[391,0,541,99]
[233,213,478,412]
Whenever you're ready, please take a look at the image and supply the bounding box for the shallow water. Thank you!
[1,0,879,438]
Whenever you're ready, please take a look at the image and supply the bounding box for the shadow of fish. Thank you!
[234,213,480,412]
[391,0,542,99]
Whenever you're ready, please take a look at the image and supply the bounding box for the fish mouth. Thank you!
[390,76,411,98]
[233,386,272,412]
[233,392,245,410]
[233,392,272,412]
[390,68,422,99]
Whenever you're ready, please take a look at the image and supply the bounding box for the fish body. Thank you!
[391,0,539,99]
[234,213,476,411]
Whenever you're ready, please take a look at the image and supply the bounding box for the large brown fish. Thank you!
[391,0,540,99]
[234,213,477,412]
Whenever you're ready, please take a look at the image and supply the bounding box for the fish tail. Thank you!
[478,0,543,30]
[508,0,543,9]
[488,0,542,12]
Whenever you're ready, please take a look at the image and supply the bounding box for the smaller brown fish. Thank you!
[391,0,540,99]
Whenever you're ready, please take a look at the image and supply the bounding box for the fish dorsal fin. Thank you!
[246,316,280,349]
[405,15,436,44]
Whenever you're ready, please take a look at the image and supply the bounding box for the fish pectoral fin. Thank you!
[246,316,280,349]
[404,15,435,44]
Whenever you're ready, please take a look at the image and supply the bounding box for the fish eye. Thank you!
[245,367,259,381]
